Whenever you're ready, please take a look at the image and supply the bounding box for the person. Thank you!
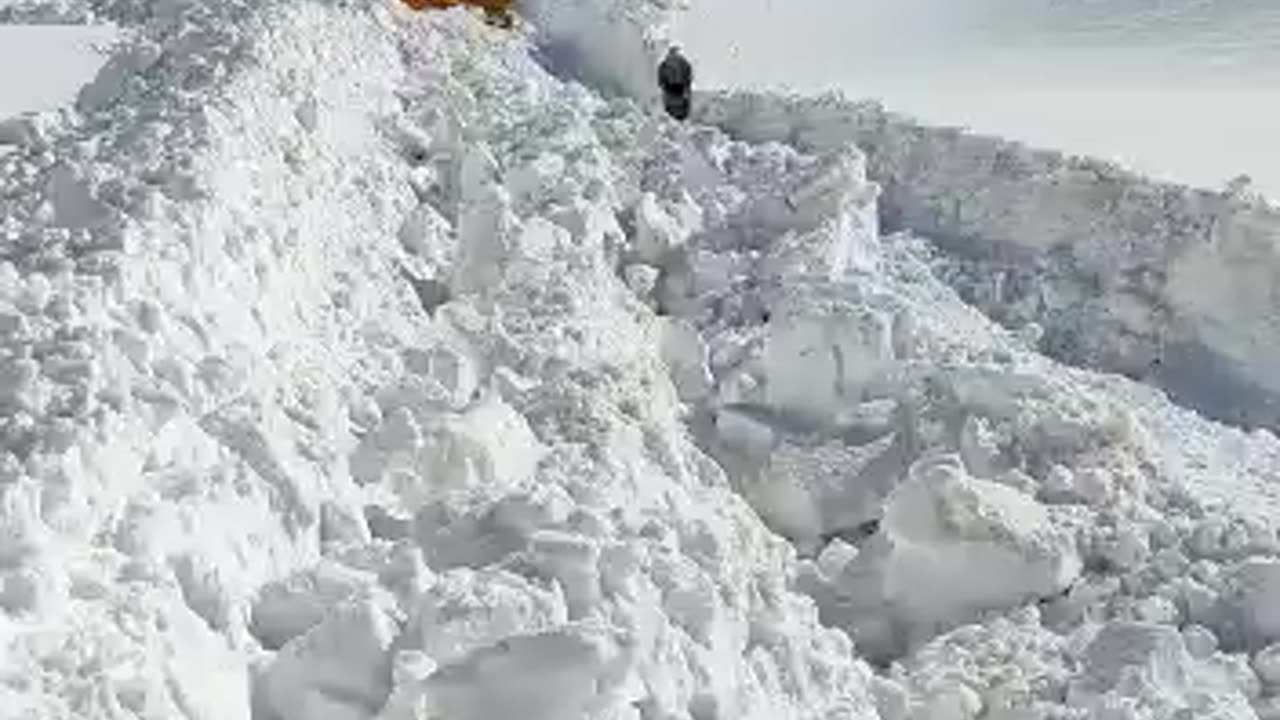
[657,46,693,121]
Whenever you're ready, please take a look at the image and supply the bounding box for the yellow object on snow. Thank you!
[399,0,515,28]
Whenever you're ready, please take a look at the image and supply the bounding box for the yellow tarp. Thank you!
[400,0,512,13]
[400,0,514,27]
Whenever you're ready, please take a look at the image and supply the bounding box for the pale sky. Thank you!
[673,0,1280,199]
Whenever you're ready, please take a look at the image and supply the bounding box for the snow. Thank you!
[3,0,1280,719]
[698,90,1280,432]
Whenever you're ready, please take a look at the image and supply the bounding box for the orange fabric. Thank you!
[400,0,511,12]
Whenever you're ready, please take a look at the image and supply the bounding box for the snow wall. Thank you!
[696,91,1280,433]
[519,0,681,104]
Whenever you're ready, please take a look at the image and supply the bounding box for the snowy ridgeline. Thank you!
[696,91,1280,433]
[3,1,1280,720]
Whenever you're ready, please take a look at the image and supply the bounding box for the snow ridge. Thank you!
[696,90,1280,434]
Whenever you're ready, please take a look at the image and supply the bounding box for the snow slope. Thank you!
[2,1,1280,719]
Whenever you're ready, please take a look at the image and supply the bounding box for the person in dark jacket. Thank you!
[657,46,693,121]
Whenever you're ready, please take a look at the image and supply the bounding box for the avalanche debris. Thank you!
[2,1,1280,719]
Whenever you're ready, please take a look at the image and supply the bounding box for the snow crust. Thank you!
[3,1,1280,719]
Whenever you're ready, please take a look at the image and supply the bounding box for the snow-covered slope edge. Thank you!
[696,91,1280,433]
[0,1,883,718]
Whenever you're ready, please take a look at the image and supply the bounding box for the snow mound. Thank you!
[803,453,1080,661]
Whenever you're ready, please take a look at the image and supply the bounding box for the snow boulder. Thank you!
[1071,622,1193,700]
[250,561,377,650]
[754,428,911,548]
[833,453,1081,657]
[351,393,545,512]
[393,337,482,413]
[762,304,895,422]
[450,183,521,297]
[406,627,633,720]
[396,201,454,268]
[657,316,712,402]
[1254,644,1280,688]
[633,191,697,265]
[761,144,880,282]
[264,590,402,720]
[1067,621,1257,720]
[1215,558,1280,650]
[433,392,546,494]
[413,567,568,667]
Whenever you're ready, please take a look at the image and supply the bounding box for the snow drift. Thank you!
[3,1,1280,719]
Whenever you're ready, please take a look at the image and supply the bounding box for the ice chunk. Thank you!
[833,454,1080,655]
[352,394,544,511]
[399,340,480,412]
[1219,558,1280,648]
[451,184,520,296]
[396,202,453,263]
[506,152,566,206]
[657,317,711,402]
[918,681,982,720]
[1073,622,1191,697]
[622,263,660,301]
[633,192,691,265]
[1067,623,1257,717]
[759,430,908,540]
[459,143,500,206]
[250,561,377,650]
[1255,644,1280,687]
[433,393,546,495]
[265,591,401,720]
[525,530,602,618]
[957,415,1001,479]
[714,407,776,462]
[414,568,568,667]
[763,307,894,422]
[413,628,628,720]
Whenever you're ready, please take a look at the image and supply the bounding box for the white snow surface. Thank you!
[2,1,1280,719]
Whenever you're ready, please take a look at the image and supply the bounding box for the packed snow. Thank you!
[2,1,1280,719]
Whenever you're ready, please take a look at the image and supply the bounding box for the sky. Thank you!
[0,24,117,120]
[672,0,1280,199]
